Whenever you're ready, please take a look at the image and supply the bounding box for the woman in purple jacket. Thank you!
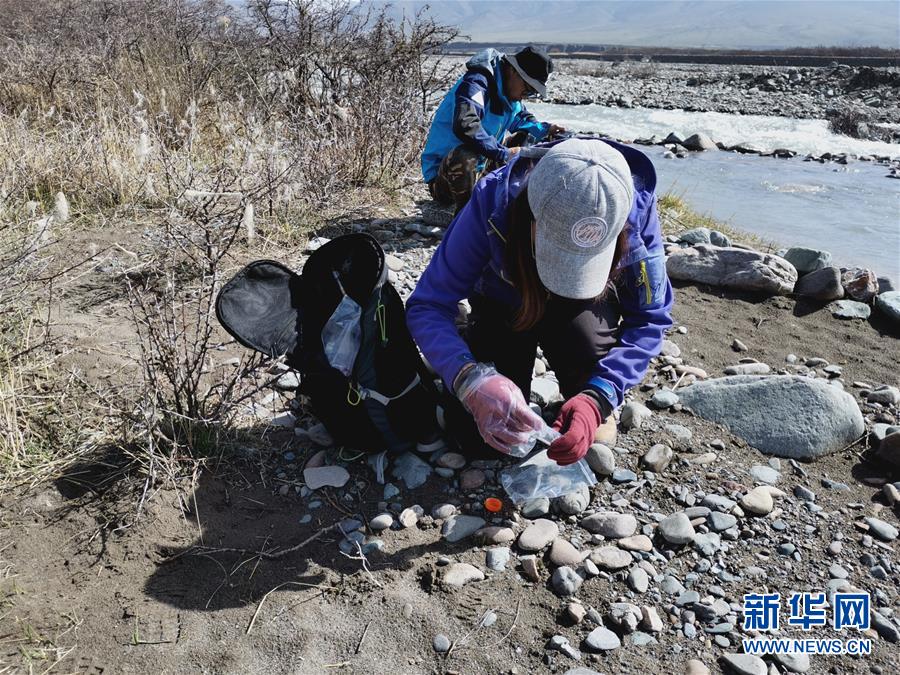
[406,138,674,465]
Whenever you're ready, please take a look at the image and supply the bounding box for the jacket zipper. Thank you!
[639,260,652,305]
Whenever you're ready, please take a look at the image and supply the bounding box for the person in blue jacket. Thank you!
[422,45,566,211]
[406,138,674,465]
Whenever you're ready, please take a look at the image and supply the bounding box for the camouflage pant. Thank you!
[428,145,480,211]
[428,132,532,211]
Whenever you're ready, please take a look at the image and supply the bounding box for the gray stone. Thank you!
[642,444,674,472]
[486,547,511,571]
[583,626,621,651]
[666,245,797,295]
[677,375,865,459]
[794,485,816,501]
[585,444,616,476]
[740,486,781,515]
[708,512,737,531]
[548,635,581,660]
[676,590,700,606]
[868,385,900,405]
[749,465,781,484]
[580,512,637,538]
[693,532,722,556]
[829,299,871,320]
[660,575,686,595]
[442,563,484,587]
[724,362,771,375]
[436,452,466,469]
[369,513,393,530]
[549,538,586,567]
[658,512,696,544]
[679,227,712,244]
[518,518,559,551]
[842,267,880,303]
[772,652,811,673]
[865,517,898,541]
[521,497,551,518]
[875,291,900,326]
[612,468,637,483]
[783,247,832,274]
[398,508,418,528]
[441,515,486,543]
[431,503,456,519]
[391,452,432,489]
[476,526,515,545]
[303,465,350,490]
[555,484,591,516]
[432,633,451,653]
[872,611,900,642]
[590,546,632,570]
[702,494,736,511]
[551,566,583,597]
[720,654,767,675]
[682,133,718,151]
[795,266,844,301]
[627,566,650,592]
[651,389,680,409]
[710,230,732,247]
[620,402,652,430]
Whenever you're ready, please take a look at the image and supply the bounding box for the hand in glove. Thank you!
[548,394,602,465]
[455,363,544,455]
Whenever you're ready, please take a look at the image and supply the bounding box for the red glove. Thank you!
[548,394,602,466]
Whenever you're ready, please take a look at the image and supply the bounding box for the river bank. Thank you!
[2,181,899,674]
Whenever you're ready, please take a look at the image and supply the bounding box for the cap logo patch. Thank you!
[571,217,608,248]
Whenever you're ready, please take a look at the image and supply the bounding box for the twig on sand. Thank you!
[339,540,382,587]
[489,598,521,647]
[355,621,371,654]
[161,523,338,563]
[324,663,350,669]
[246,581,333,634]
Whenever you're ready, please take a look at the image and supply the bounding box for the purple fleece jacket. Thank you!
[406,138,674,413]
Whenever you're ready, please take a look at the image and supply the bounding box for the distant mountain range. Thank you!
[373,1,900,50]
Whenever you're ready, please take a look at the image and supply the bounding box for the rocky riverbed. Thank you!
[548,60,900,137]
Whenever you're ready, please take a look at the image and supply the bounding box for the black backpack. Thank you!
[216,233,439,453]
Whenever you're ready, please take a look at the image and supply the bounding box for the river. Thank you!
[531,103,900,283]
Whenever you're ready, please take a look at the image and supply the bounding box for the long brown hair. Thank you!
[505,187,629,331]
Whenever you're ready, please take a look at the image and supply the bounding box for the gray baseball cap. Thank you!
[527,139,635,300]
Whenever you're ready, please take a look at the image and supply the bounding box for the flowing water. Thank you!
[531,103,900,282]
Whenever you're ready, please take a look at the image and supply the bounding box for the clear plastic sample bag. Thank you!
[321,271,362,377]
[500,449,597,505]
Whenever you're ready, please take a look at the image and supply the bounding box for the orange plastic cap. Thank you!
[484,497,503,513]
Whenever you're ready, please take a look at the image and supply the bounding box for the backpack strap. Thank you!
[348,374,421,407]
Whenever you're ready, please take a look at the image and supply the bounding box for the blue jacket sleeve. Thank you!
[509,105,550,140]
[452,72,510,164]
[406,181,494,390]
[585,196,674,411]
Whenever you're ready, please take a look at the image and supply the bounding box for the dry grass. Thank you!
[658,191,776,252]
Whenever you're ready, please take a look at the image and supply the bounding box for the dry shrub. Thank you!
[0,0,458,488]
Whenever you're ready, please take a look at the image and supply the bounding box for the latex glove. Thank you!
[455,363,544,454]
[548,394,601,466]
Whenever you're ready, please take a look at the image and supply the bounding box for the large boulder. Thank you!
[875,291,900,326]
[666,245,797,295]
[794,266,844,301]
[677,375,865,459]
[783,247,832,274]
[841,268,879,303]
[682,133,718,151]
